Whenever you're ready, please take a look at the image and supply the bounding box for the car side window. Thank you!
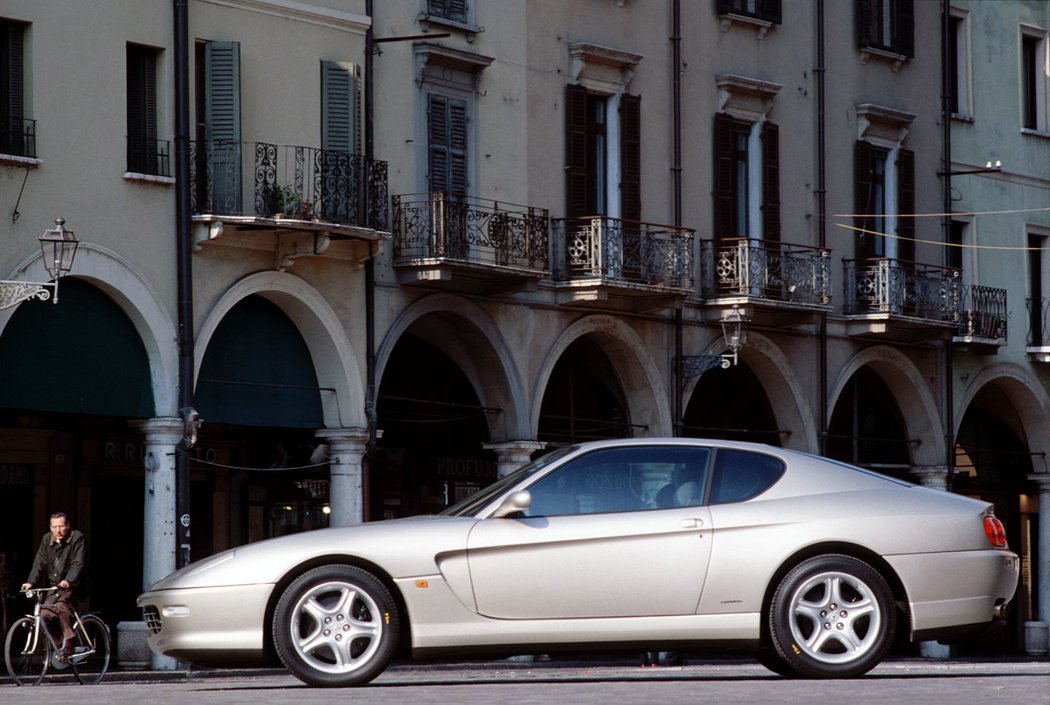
[708,449,784,504]
[524,446,711,517]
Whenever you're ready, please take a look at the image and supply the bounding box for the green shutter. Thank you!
[204,41,241,212]
[1,21,25,155]
[321,60,357,154]
[428,93,468,196]
[127,44,158,173]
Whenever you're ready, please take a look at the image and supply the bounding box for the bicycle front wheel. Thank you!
[71,614,111,685]
[5,616,50,686]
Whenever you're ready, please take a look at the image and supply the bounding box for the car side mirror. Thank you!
[490,491,531,518]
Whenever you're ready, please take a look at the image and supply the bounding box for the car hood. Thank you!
[144,513,478,591]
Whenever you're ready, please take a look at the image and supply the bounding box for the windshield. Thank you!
[439,445,579,517]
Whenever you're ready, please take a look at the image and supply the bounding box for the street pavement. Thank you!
[1,656,1048,705]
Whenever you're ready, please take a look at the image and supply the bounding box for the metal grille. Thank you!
[142,606,162,635]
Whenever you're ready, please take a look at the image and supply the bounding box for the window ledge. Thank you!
[859,46,908,72]
[0,154,41,168]
[1021,127,1050,140]
[418,13,482,42]
[951,112,975,124]
[718,12,773,39]
[124,172,175,186]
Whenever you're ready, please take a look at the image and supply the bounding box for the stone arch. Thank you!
[196,271,365,429]
[683,331,819,452]
[829,346,944,467]
[376,293,527,441]
[533,315,672,437]
[1,242,179,417]
[957,362,1050,464]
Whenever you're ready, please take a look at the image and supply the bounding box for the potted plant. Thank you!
[263,184,307,219]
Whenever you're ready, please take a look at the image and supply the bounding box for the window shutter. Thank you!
[761,121,780,241]
[854,141,876,260]
[127,45,158,173]
[896,148,915,263]
[321,61,357,154]
[448,98,468,195]
[715,0,735,13]
[565,83,589,221]
[713,113,735,240]
[620,93,641,223]
[857,0,874,49]
[1,21,25,155]
[763,0,783,25]
[895,0,915,58]
[204,41,241,212]
[428,93,468,196]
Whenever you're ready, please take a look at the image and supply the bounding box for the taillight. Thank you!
[983,515,1008,548]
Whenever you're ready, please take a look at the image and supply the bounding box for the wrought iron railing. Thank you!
[189,140,388,231]
[0,118,36,158]
[552,217,694,289]
[127,138,171,177]
[958,285,1007,341]
[392,193,550,271]
[700,237,831,305]
[1027,297,1050,347]
[843,259,960,321]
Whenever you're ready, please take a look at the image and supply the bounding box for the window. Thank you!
[948,10,971,118]
[0,19,31,158]
[857,0,914,59]
[523,446,711,517]
[713,114,780,241]
[127,43,167,176]
[1021,28,1047,133]
[1028,233,1048,348]
[855,141,914,262]
[708,449,784,504]
[426,0,467,24]
[716,0,782,24]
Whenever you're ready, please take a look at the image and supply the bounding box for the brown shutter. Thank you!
[857,0,874,49]
[428,93,449,194]
[565,83,589,221]
[713,113,735,241]
[855,140,875,260]
[896,0,914,58]
[620,93,641,223]
[764,0,782,24]
[761,121,780,242]
[896,148,915,263]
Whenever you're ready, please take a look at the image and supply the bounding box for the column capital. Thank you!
[1027,472,1050,490]
[131,417,184,443]
[910,466,950,491]
[315,427,369,446]
[482,440,547,456]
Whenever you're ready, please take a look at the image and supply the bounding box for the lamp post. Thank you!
[679,304,749,378]
[0,218,80,310]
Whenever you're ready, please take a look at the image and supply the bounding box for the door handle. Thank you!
[679,517,704,529]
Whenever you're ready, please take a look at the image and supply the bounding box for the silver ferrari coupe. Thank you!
[138,438,1019,686]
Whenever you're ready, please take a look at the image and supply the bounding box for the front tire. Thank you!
[768,554,896,678]
[273,565,400,687]
[5,617,50,686]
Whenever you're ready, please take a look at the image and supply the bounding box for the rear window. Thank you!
[708,449,784,504]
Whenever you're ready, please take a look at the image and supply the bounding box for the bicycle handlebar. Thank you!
[21,586,60,597]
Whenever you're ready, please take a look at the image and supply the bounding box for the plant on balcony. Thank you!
[263,184,309,219]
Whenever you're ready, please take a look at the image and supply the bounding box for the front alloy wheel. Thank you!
[768,554,896,678]
[273,565,400,687]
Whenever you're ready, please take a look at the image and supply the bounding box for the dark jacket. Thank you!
[25,529,87,591]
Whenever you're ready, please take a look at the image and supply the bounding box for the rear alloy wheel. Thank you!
[768,554,896,678]
[273,565,400,687]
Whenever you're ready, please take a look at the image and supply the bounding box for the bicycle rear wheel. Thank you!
[5,616,50,686]
[71,614,111,684]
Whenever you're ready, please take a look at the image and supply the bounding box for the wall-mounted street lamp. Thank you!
[679,304,749,378]
[0,218,80,310]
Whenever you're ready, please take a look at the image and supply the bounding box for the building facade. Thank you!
[0,0,1046,663]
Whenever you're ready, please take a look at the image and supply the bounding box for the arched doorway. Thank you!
[955,390,1039,654]
[373,333,494,519]
[681,362,780,445]
[827,367,912,478]
[537,336,633,445]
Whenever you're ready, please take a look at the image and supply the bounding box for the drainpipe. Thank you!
[672,0,683,436]
[816,0,828,455]
[941,0,955,490]
[364,0,377,519]
[173,0,195,567]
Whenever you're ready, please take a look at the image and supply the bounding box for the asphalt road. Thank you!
[1,658,1048,705]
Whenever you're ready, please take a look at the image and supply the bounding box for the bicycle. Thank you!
[3,587,111,686]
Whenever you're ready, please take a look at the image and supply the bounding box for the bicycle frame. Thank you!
[14,588,98,664]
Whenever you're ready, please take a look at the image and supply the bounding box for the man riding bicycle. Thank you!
[20,512,87,657]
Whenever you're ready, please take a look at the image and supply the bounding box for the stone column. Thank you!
[1027,473,1050,653]
[909,465,952,659]
[131,417,182,671]
[316,428,369,527]
[483,440,547,478]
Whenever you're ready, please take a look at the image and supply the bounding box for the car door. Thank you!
[466,445,714,620]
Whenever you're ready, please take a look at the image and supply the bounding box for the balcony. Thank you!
[700,237,831,327]
[843,259,960,341]
[550,217,694,312]
[392,193,550,293]
[1026,298,1050,362]
[0,118,37,164]
[189,141,388,267]
[954,285,1007,353]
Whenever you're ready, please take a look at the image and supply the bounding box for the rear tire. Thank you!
[273,565,400,687]
[768,554,896,678]
[5,617,50,686]
[71,614,111,684]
